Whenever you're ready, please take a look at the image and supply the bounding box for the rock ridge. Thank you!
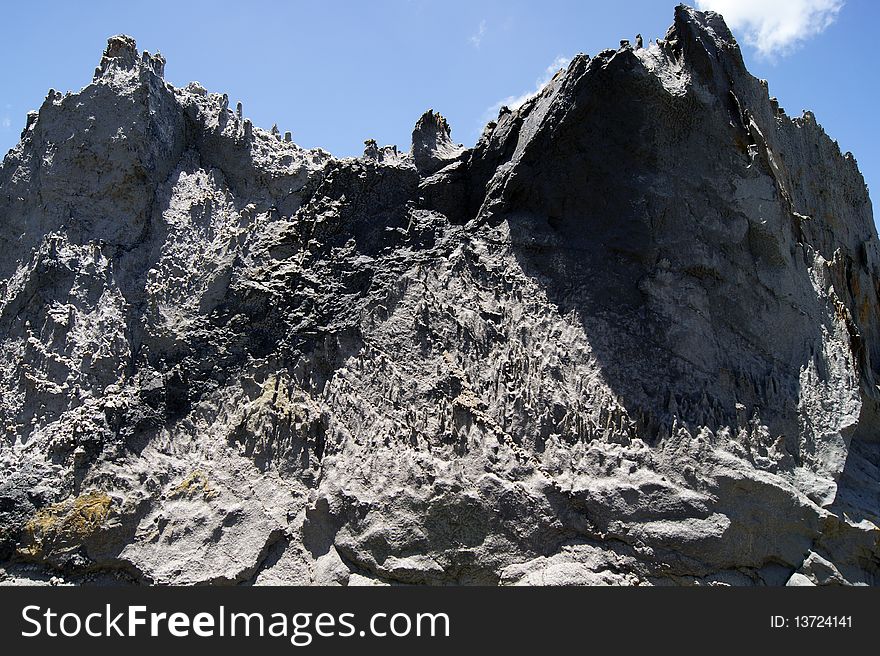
[0,5,877,586]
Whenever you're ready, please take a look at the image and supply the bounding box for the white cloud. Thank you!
[695,0,843,57]
[1,117,11,130]
[483,56,570,122]
[470,19,487,48]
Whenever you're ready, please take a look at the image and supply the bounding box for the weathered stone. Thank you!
[0,6,877,586]
[411,109,465,175]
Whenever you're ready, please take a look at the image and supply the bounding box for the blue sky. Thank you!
[1,0,876,210]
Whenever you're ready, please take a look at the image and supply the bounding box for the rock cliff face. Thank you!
[1,5,878,586]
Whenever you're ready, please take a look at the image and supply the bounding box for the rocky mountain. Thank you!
[0,5,877,586]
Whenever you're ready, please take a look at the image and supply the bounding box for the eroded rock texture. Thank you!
[1,6,878,586]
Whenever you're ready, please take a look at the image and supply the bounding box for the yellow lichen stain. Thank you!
[251,373,315,426]
[257,374,295,414]
[168,471,219,501]
[19,491,112,558]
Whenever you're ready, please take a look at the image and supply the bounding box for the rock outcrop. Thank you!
[0,5,878,586]
[411,110,465,175]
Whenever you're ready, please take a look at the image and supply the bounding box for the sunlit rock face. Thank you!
[0,6,877,586]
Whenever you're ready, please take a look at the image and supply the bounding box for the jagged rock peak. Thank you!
[0,5,877,588]
[102,34,138,65]
[662,4,746,74]
[94,34,165,80]
[411,109,465,175]
[363,138,379,160]
[673,2,738,44]
[363,138,407,166]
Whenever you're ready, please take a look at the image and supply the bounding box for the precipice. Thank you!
[0,5,877,586]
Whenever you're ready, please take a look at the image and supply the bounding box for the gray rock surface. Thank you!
[411,110,465,175]
[0,5,877,586]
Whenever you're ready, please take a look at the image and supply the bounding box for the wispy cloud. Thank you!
[483,56,570,123]
[1,117,11,130]
[695,0,843,58]
[469,19,487,48]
